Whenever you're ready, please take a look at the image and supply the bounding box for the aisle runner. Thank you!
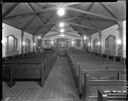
[36,57,80,101]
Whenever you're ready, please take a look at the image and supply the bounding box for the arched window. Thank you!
[25,39,31,53]
[7,35,18,50]
[93,39,98,53]
[76,39,81,47]
[37,39,42,47]
[105,35,116,56]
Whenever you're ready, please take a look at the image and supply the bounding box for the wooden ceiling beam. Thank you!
[22,15,36,31]
[99,3,118,19]
[25,23,55,29]
[25,17,75,29]
[69,24,83,37]
[43,33,60,38]
[86,2,95,11]
[65,32,82,38]
[73,2,100,31]
[64,17,76,21]
[37,26,52,37]
[2,3,20,20]
[67,22,97,30]
[32,26,42,35]
[3,6,56,20]
[28,3,45,24]
[86,16,100,30]
[70,24,92,36]
[47,3,81,7]
[66,6,118,22]
[63,3,81,7]
[43,31,81,38]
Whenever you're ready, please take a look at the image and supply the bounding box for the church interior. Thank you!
[2,1,127,101]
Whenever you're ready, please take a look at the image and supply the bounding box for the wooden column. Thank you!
[21,31,24,54]
[90,36,91,52]
[33,35,35,52]
[98,30,102,55]
[82,38,85,51]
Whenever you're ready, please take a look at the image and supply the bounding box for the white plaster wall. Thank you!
[90,24,119,56]
[123,20,126,58]
[86,37,91,51]
[2,23,21,57]
[23,32,33,52]
[101,24,119,56]
[34,36,38,52]
[2,23,34,57]
[91,32,99,52]
[90,23,126,57]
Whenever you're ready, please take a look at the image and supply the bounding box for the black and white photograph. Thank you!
[1,1,127,101]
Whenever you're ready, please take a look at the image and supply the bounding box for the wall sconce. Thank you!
[83,35,87,40]
[23,42,26,46]
[1,39,5,45]
[116,39,122,45]
[37,36,41,39]
[33,43,36,46]
[88,43,91,46]
[97,42,100,46]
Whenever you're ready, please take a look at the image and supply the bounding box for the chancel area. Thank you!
[2,1,127,101]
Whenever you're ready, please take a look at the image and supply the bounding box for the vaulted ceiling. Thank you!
[2,1,126,38]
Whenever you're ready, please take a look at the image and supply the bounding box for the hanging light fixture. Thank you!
[57,7,65,17]
[60,28,65,33]
[51,40,54,45]
[59,22,65,28]
[37,36,41,39]
[72,40,75,44]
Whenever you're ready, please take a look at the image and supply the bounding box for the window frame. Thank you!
[6,35,18,51]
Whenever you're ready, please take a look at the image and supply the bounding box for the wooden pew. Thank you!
[66,51,126,99]
[77,68,126,95]
[2,52,58,87]
[2,61,46,87]
[81,73,126,101]
[66,51,126,77]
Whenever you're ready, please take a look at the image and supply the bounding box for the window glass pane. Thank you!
[8,36,14,50]
[76,39,81,47]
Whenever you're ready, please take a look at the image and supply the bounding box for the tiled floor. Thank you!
[2,81,42,101]
[2,56,80,101]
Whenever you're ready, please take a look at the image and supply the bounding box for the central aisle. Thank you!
[36,56,80,101]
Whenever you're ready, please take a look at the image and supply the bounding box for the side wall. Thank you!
[2,23,38,57]
[87,20,126,58]
[23,32,33,53]
[2,23,21,57]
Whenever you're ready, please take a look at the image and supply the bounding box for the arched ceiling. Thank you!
[2,1,126,38]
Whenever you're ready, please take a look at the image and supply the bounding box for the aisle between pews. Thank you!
[36,56,81,101]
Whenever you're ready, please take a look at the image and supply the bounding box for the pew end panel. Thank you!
[82,73,127,101]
